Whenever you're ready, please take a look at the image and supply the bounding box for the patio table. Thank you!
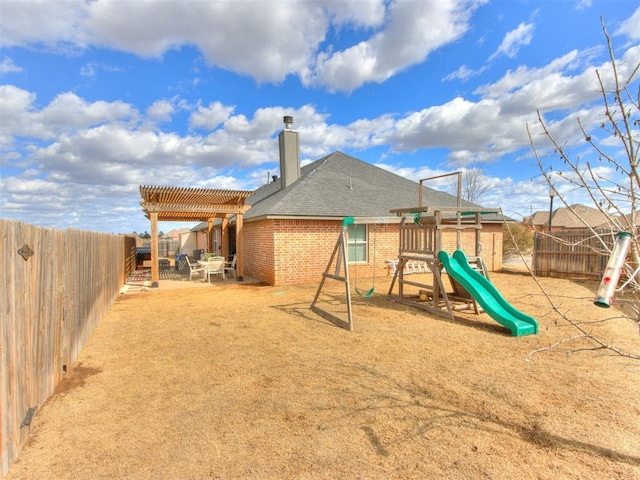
[198,258,227,282]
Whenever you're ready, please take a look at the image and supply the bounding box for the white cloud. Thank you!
[5,38,635,209]
[367,42,639,167]
[488,22,535,61]
[84,0,331,84]
[79,62,123,78]
[0,0,89,49]
[38,125,252,176]
[574,0,592,11]
[79,64,97,77]
[0,85,38,133]
[304,0,486,92]
[0,56,23,74]
[443,64,484,82]
[475,50,588,97]
[379,96,529,159]
[615,6,640,40]
[146,100,175,123]
[323,0,386,28]
[0,86,138,139]
[190,102,235,131]
[477,45,639,117]
[41,92,138,130]
[1,175,149,232]
[0,0,486,92]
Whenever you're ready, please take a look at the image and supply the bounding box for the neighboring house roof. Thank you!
[594,210,640,230]
[163,228,190,239]
[191,222,210,231]
[246,151,489,220]
[527,211,550,227]
[529,204,609,229]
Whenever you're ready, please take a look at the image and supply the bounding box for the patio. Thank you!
[121,259,261,294]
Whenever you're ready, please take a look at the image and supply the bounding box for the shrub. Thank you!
[502,222,533,260]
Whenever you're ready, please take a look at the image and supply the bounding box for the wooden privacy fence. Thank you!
[533,229,616,279]
[140,238,180,257]
[0,220,136,478]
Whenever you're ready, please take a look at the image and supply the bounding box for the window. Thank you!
[347,224,367,262]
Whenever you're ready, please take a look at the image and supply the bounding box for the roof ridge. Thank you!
[244,150,484,220]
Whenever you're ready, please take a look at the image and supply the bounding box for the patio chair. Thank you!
[185,256,206,281]
[224,254,237,279]
[204,257,226,282]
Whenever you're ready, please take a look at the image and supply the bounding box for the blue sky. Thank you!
[1,0,639,234]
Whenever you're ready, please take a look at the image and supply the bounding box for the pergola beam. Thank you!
[142,204,251,215]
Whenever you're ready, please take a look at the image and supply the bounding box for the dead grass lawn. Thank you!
[7,272,640,479]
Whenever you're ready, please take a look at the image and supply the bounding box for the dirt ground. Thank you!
[7,270,640,479]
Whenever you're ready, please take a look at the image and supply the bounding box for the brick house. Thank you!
[236,121,505,286]
[526,204,609,232]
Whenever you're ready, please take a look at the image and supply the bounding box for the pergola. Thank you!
[139,185,253,285]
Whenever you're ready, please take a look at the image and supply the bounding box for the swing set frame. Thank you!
[310,216,384,331]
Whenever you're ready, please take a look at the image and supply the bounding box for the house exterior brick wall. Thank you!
[244,219,504,286]
[243,219,276,285]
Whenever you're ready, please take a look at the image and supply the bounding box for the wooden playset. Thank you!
[312,173,539,336]
[386,205,492,319]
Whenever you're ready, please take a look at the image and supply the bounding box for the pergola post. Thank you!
[207,220,214,254]
[150,211,159,286]
[221,216,229,259]
[236,213,244,281]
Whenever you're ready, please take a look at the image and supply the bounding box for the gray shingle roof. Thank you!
[551,204,609,228]
[246,151,481,220]
[528,204,609,229]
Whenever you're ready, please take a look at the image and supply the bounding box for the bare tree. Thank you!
[524,18,639,359]
[449,165,493,204]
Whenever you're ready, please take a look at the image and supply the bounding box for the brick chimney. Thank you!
[278,116,300,189]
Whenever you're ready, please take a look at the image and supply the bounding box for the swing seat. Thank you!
[355,286,375,298]
[350,220,376,299]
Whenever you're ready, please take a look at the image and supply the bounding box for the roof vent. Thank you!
[283,116,294,130]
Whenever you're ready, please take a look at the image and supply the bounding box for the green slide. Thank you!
[438,250,538,337]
